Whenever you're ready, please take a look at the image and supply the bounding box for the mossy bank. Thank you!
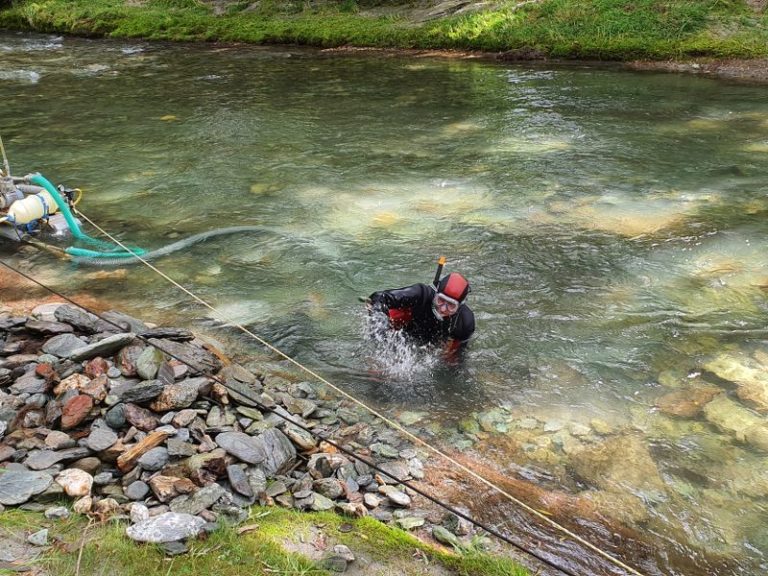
[0,0,767,61]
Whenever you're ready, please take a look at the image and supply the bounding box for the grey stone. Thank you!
[54,305,100,333]
[125,481,151,501]
[167,438,197,457]
[25,450,68,471]
[169,483,226,515]
[69,333,137,362]
[137,447,169,471]
[44,506,70,520]
[93,472,114,485]
[215,432,265,465]
[126,512,206,543]
[111,380,165,404]
[27,528,49,546]
[0,470,53,505]
[105,404,126,429]
[10,372,47,395]
[26,319,74,335]
[85,427,118,452]
[251,428,297,476]
[101,311,148,334]
[226,465,253,498]
[41,334,88,358]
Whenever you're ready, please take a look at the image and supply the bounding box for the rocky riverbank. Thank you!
[0,300,491,571]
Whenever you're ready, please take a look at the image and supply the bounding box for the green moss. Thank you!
[0,506,529,576]
[0,0,767,59]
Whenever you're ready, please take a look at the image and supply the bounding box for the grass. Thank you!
[0,505,529,576]
[0,0,766,59]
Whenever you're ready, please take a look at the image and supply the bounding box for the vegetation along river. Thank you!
[1,32,768,576]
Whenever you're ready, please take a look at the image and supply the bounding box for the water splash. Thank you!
[362,309,440,382]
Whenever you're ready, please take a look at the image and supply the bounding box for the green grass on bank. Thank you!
[0,0,766,60]
[0,506,529,576]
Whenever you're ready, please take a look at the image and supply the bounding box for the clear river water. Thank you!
[1,31,768,576]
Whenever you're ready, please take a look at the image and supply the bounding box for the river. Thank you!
[1,31,767,576]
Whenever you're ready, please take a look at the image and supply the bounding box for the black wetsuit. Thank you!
[368,283,475,350]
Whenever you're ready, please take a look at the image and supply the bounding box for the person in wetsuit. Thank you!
[367,271,475,363]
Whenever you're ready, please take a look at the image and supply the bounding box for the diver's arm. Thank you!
[368,284,430,312]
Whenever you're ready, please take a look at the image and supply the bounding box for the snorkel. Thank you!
[432,255,447,320]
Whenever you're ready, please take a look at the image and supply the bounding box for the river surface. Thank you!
[2,31,768,576]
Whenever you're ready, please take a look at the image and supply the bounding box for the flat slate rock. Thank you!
[41,333,88,358]
[0,470,53,505]
[126,512,206,543]
[69,333,137,362]
[215,432,265,465]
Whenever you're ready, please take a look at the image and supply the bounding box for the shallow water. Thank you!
[2,31,768,575]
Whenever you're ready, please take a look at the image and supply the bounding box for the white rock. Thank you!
[56,469,93,497]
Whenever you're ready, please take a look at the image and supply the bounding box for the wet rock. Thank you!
[745,423,768,452]
[703,393,763,441]
[101,311,147,334]
[704,353,768,413]
[126,512,206,543]
[0,470,53,505]
[370,443,399,459]
[656,385,722,418]
[569,435,666,496]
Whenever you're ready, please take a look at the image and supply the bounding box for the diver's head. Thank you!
[433,272,470,319]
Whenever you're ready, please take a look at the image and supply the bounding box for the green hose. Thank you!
[28,173,146,259]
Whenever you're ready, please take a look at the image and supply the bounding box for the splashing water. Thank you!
[362,309,441,381]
